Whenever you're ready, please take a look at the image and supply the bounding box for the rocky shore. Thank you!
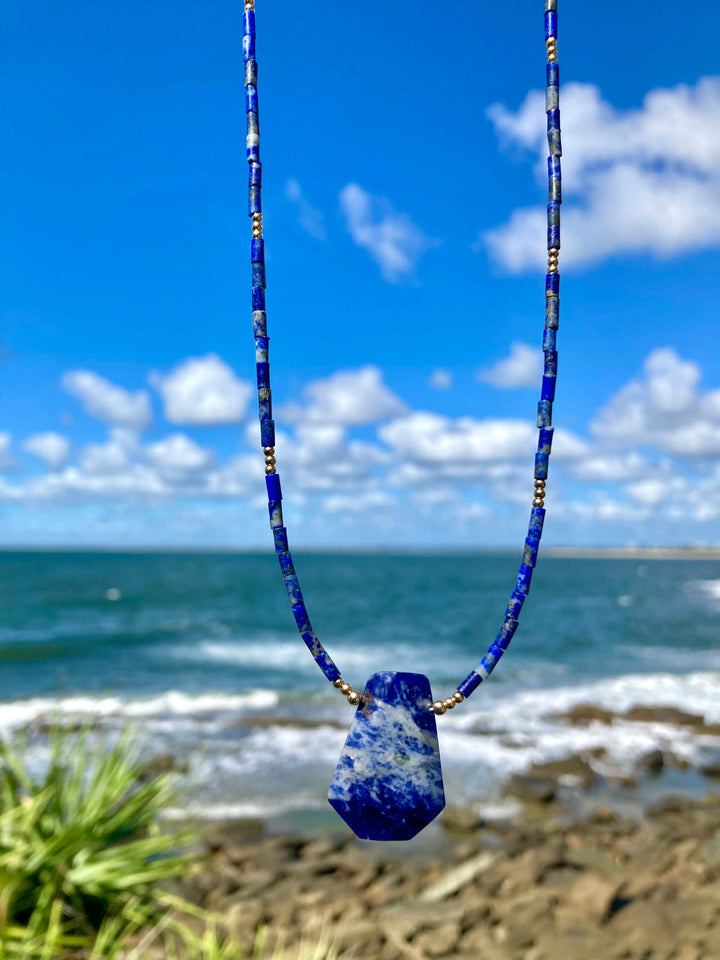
[168,701,720,960]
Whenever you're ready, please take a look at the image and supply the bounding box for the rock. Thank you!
[700,761,720,778]
[504,774,556,804]
[647,795,691,819]
[564,845,622,876]
[441,804,483,833]
[634,748,665,773]
[412,920,462,958]
[551,704,617,726]
[420,851,502,901]
[699,835,720,870]
[527,754,597,791]
[589,806,615,824]
[554,873,626,928]
[203,818,264,850]
[137,752,179,780]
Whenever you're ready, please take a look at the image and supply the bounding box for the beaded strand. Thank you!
[245,1,561,714]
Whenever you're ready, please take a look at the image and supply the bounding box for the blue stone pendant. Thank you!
[328,671,445,841]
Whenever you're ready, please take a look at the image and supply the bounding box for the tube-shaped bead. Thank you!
[547,202,560,249]
[549,176,562,202]
[544,350,558,377]
[252,310,267,337]
[546,85,559,112]
[546,62,559,87]
[245,84,258,115]
[479,644,503,679]
[255,336,268,363]
[268,500,283,528]
[542,328,556,353]
[528,506,546,539]
[457,671,483,699]
[247,140,260,162]
[258,390,272,422]
[260,418,275,447]
[251,237,265,263]
[256,361,270,390]
[545,0,557,12]
[516,563,534,596]
[249,186,262,216]
[495,619,519,650]
[541,375,557,402]
[242,11,256,61]
[545,273,560,296]
[548,129,562,156]
[245,60,257,86]
[273,525,289,553]
[266,473,282,501]
[534,451,549,480]
[545,296,559,329]
[545,10,557,39]
[252,261,266,287]
[292,603,311,633]
[538,426,554,454]
[277,550,295,577]
[505,590,526,621]
[523,537,540,568]
[252,285,265,311]
[284,574,303,606]
[249,161,262,188]
[537,399,553,427]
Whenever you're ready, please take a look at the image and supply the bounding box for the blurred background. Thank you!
[2,0,720,859]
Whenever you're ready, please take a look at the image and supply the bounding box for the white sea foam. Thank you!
[683,579,720,603]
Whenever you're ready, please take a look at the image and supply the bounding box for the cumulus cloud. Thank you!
[151,355,252,426]
[145,434,215,478]
[62,371,152,430]
[429,369,452,390]
[483,78,720,270]
[477,343,541,388]
[592,347,720,457]
[0,432,15,471]
[339,183,438,283]
[285,179,326,241]
[280,366,406,427]
[23,432,70,470]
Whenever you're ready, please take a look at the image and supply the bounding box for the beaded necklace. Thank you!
[244,1,562,841]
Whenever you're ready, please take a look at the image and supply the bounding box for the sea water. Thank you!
[1,550,720,830]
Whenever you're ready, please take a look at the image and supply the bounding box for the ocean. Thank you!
[2,550,720,834]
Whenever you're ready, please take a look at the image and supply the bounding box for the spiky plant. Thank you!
[0,724,196,946]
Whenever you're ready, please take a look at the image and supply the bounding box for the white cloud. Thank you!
[145,434,214,477]
[0,432,15,471]
[280,366,406,427]
[23,432,70,470]
[339,183,438,283]
[477,343,541,388]
[79,428,138,475]
[592,347,720,457]
[484,78,720,270]
[429,369,452,390]
[151,355,252,426]
[62,371,152,430]
[285,179,326,241]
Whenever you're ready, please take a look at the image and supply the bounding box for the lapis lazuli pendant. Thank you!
[328,671,445,841]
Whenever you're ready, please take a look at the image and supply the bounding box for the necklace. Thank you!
[243,1,561,841]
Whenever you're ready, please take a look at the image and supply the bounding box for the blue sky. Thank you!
[2,0,720,547]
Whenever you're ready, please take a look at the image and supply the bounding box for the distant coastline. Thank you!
[543,546,720,559]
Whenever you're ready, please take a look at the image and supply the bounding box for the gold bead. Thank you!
[333,678,344,689]
[533,496,544,507]
[444,698,455,710]
[347,691,361,706]
[264,456,276,466]
[340,681,352,696]
[263,446,275,456]
[265,465,276,475]
[432,700,447,715]
[453,692,464,704]
[534,479,546,488]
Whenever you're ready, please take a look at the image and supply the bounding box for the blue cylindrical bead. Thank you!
[541,375,557,402]
[268,499,283,528]
[546,85,559,112]
[546,62,559,87]
[457,671,483,699]
[544,350,558,377]
[537,399,553,427]
[545,273,560,296]
[545,296,559,329]
[548,156,561,180]
[255,336,268,363]
[547,107,560,132]
[251,237,265,263]
[273,526,288,553]
[266,473,282,501]
[549,177,562,203]
[252,261,266,287]
[243,8,255,37]
[505,590,526,620]
[258,391,272,421]
[548,129,562,156]
[545,10,557,39]
[292,603,311,633]
[547,202,560,249]
[260,418,275,447]
[528,506,546,540]
[284,574,303,606]
[242,34,255,63]
[247,140,260,163]
[252,310,267,337]
[542,328,556,353]
[252,285,265,311]
[245,84,258,115]
[256,361,270,390]
[495,619,519,650]
[538,426,554,454]
[516,564,534,596]
[249,186,262,216]
[246,112,259,137]
[245,60,257,86]
[523,537,540,568]
[479,644,503,678]
[278,550,295,577]
[302,632,341,683]
[534,451,549,480]
[249,162,262,188]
